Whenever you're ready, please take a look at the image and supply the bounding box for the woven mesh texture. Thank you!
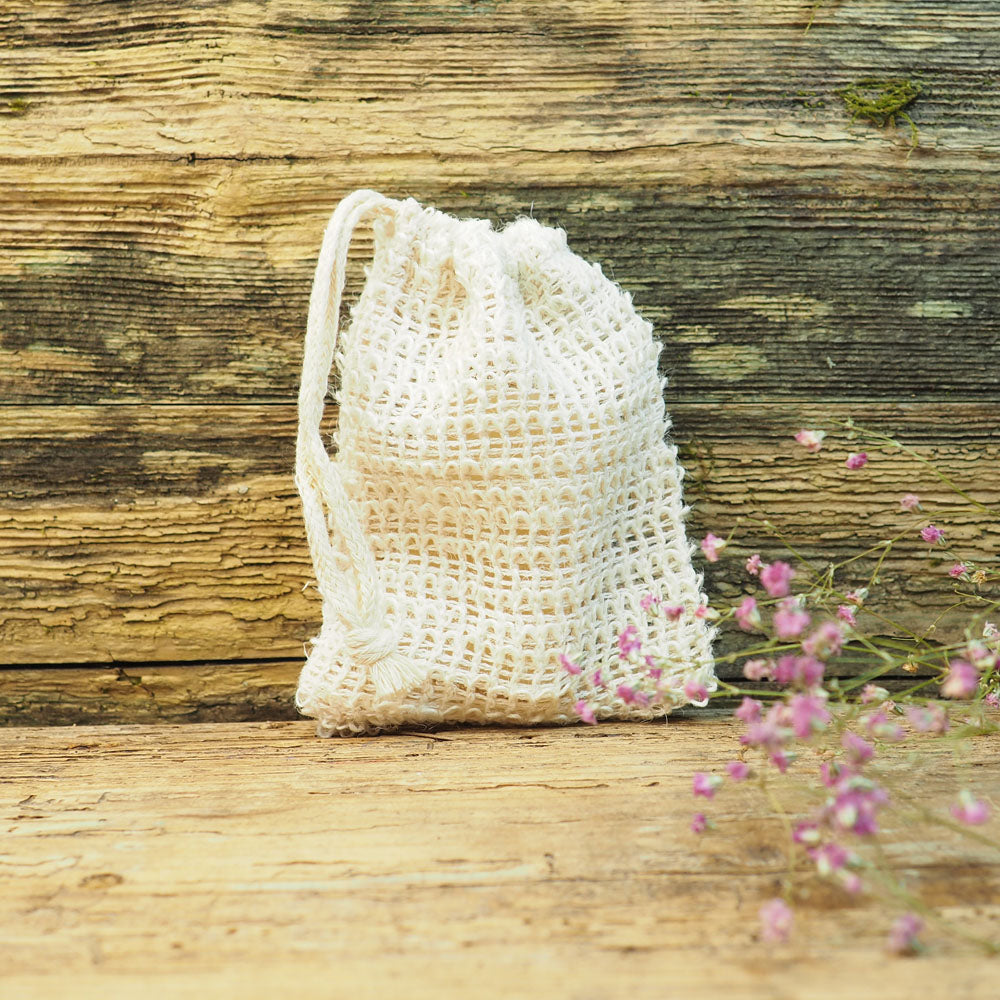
[295,190,716,735]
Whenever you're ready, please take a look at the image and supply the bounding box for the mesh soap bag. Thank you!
[295,189,716,735]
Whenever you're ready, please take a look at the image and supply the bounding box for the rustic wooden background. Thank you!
[2,0,999,724]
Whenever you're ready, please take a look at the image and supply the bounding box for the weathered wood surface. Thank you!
[3,402,996,671]
[2,1,999,722]
[2,720,999,999]
[2,2,999,402]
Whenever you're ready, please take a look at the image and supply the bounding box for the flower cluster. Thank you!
[558,419,999,957]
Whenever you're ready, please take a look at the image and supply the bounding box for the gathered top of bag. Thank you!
[295,190,716,735]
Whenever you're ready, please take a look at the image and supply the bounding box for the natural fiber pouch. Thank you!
[296,189,715,735]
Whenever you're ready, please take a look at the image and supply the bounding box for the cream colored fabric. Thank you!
[295,189,716,735]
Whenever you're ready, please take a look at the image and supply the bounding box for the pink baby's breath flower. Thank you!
[692,772,723,799]
[809,841,850,877]
[837,604,858,626]
[860,684,890,705]
[793,822,821,846]
[701,532,727,562]
[647,665,662,680]
[841,872,864,895]
[558,654,582,675]
[662,603,685,621]
[788,692,831,738]
[760,560,795,598]
[863,710,906,743]
[774,598,811,640]
[842,730,875,766]
[742,658,774,681]
[591,669,606,689]
[905,704,949,735]
[684,679,709,703]
[690,812,709,834]
[966,640,998,671]
[574,700,596,725]
[769,750,794,773]
[735,596,762,632]
[795,428,826,453]
[986,691,1000,709]
[616,684,644,705]
[887,913,924,955]
[900,493,921,512]
[694,604,716,620]
[941,659,979,699]
[726,760,750,782]
[759,899,793,944]
[801,620,844,658]
[820,760,847,788]
[845,452,868,470]
[831,776,889,835]
[745,553,762,576]
[735,697,763,724]
[639,593,660,612]
[921,524,945,545]
[951,789,991,826]
[844,588,868,605]
[774,654,825,689]
[949,563,969,578]
[985,622,999,641]
[617,625,642,659]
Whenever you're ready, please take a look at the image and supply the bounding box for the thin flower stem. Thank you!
[827,419,1000,517]
[759,769,798,891]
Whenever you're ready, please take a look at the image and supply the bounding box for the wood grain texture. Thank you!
[3,402,996,673]
[1,719,999,998]
[2,2,999,402]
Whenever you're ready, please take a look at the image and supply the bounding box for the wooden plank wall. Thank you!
[2,0,999,724]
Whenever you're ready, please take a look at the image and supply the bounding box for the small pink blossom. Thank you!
[844,588,868,605]
[985,623,999,641]
[921,524,945,545]
[734,696,763,724]
[986,691,1000,709]
[949,563,969,579]
[591,669,606,689]
[616,683,649,706]
[662,603,685,620]
[862,710,906,743]
[726,760,750,782]
[900,493,921,512]
[809,841,850,877]
[690,812,708,834]
[801,620,845,658]
[788,692,831,738]
[794,428,826,453]
[558,654,582,676]
[941,659,979,699]
[793,822,821,846]
[574,700,596,725]
[617,625,642,659]
[745,553,762,576]
[837,604,857,626]
[845,452,868,470]
[694,604,715,620]
[639,593,660,612]
[860,684,890,705]
[906,704,949,735]
[774,598,811,640]
[820,760,847,788]
[887,913,924,956]
[742,658,774,681]
[735,596,762,632]
[759,899,793,944]
[774,654,825,689]
[830,776,889,835]
[647,665,662,680]
[693,772,723,799]
[684,679,709,703]
[840,872,864,895]
[966,640,998,671]
[842,730,875,766]
[701,532,727,562]
[951,789,991,826]
[760,561,795,598]
[769,750,794,773]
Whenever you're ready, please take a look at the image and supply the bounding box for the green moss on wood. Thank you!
[839,77,922,146]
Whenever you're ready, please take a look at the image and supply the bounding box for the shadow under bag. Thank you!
[295,189,716,735]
